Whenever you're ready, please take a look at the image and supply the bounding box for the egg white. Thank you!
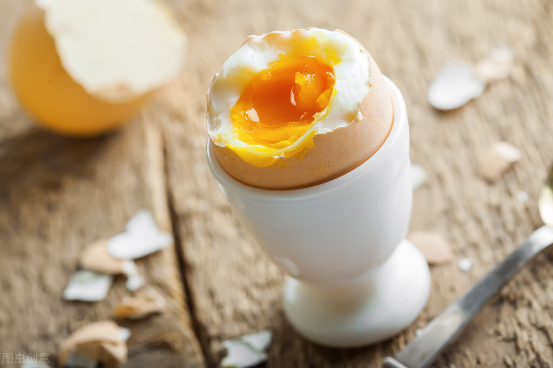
[207,28,371,160]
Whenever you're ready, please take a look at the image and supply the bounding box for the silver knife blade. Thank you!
[383,225,553,368]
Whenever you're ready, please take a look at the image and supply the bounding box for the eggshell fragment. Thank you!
[58,321,129,367]
[211,51,393,190]
[516,191,529,203]
[221,330,273,368]
[428,63,486,110]
[125,274,146,292]
[79,240,127,275]
[113,289,166,320]
[41,0,186,103]
[458,257,473,272]
[476,47,515,83]
[62,271,113,302]
[411,163,426,191]
[9,0,186,136]
[107,209,173,260]
[478,141,521,182]
[407,231,454,265]
[240,330,273,352]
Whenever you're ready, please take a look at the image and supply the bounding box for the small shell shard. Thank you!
[79,239,127,275]
[516,191,529,203]
[107,209,173,260]
[408,231,453,265]
[58,321,128,367]
[113,289,166,320]
[410,163,426,191]
[458,257,473,272]
[62,271,113,302]
[125,274,145,292]
[479,141,521,182]
[221,330,273,368]
[476,47,515,83]
[240,330,273,352]
[428,62,486,110]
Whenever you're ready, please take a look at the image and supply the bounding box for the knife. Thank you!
[383,225,553,368]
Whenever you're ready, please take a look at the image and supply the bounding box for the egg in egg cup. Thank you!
[206,29,430,347]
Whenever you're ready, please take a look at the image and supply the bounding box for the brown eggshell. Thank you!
[113,288,166,320]
[79,239,127,275]
[210,51,393,190]
[58,321,123,367]
[407,231,454,265]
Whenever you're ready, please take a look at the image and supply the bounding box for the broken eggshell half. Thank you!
[9,0,186,136]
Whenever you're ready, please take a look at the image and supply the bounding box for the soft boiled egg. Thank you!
[207,28,393,190]
[9,0,186,136]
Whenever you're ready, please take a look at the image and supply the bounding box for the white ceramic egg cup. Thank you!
[206,77,431,348]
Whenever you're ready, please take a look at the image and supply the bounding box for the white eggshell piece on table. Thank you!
[221,330,273,368]
[428,62,486,110]
[121,260,145,291]
[476,46,515,83]
[221,342,267,368]
[516,191,529,203]
[62,271,113,302]
[118,327,132,343]
[410,163,426,191]
[240,330,273,352]
[407,231,453,265]
[458,257,473,272]
[125,274,146,292]
[479,141,522,182]
[107,209,173,260]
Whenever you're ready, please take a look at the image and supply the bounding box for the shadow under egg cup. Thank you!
[206,77,431,348]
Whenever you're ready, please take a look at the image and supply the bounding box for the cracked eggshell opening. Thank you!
[9,0,186,136]
[208,29,393,190]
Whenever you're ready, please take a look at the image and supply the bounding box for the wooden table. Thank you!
[2,0,553,367]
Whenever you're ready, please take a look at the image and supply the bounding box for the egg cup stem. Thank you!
[282,239,430,347]
[206,78,431,347]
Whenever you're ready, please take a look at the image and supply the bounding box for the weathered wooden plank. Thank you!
[163,0,553,367]
[0,2,204,367]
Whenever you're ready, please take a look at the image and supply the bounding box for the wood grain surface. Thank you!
[0,1,204,367]
[2,0,553,367]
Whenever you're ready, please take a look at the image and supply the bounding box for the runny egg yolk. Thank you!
[231,56,335,149]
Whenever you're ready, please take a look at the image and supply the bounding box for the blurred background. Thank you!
[1,0,553,367]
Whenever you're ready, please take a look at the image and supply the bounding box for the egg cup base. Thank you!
[282,239,431,348]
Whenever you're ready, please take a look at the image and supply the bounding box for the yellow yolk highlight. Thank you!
[229,56,335,166]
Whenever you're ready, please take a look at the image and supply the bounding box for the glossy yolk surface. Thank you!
[231,56,335,148]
